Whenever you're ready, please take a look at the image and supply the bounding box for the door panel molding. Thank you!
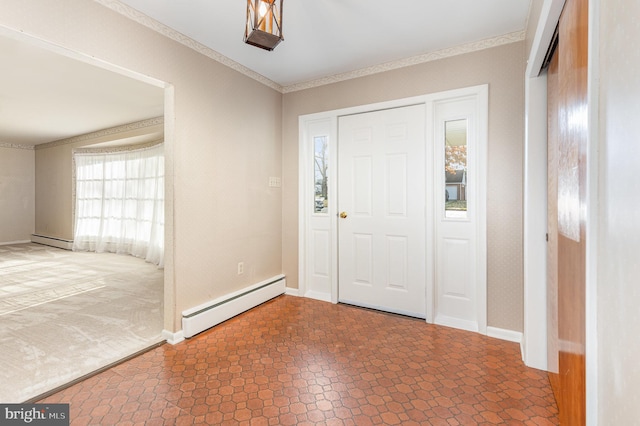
[338,104,426,318]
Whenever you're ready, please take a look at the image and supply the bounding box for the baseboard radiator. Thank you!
[182,274,286,339]
[31,234,74,250]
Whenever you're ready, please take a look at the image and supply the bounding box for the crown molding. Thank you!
[282,31,525,93]
[95,0,524,94]
[94,0,283,93]
[73,138,163,154]
[0,142,35,150]
[36,116,164,150]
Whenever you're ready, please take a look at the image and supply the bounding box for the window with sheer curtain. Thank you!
[72,144,164,266]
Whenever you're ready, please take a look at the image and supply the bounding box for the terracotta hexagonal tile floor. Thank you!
[39,295,558,425]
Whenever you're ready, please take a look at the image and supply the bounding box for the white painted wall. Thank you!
[596,0,640,422]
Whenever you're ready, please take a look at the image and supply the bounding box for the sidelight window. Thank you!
[314,136,329,214]
[444,119,468,219]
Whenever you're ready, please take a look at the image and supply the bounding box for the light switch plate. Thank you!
[269,177,281,187]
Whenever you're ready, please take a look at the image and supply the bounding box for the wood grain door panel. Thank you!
[547,48,560,400]
[547,0,588,422]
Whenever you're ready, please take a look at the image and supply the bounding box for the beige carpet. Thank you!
[0,243,164,403]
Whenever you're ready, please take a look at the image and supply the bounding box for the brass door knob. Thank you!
[340,212,348,219]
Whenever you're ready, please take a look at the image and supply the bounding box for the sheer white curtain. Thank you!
[73,144,164,266]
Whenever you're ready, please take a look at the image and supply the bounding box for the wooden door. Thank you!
[337,105,427,318]
[547,0,588,422]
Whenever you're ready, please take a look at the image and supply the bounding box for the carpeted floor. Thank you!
[0,243,163,403]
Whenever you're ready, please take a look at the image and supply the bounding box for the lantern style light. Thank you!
[244,0,284,51]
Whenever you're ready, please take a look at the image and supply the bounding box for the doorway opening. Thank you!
[0,28,174,402]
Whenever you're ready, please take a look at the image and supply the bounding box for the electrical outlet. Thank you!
[237,262,244,275]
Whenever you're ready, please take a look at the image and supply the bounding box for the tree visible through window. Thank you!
[314,136,329,213]
[444,120,468,218]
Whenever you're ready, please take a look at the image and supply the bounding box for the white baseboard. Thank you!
[487,326,523,344]
[181,274,286,338]
[304,290,332,303]
[162,329,185,345]
[31,234,74,250]
[0,240,31,246]
[285,287,300,296]
[434,315,480,333]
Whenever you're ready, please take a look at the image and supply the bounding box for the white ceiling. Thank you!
[0,35,164,146]
[0,0,531,146]
[119,0,532,87]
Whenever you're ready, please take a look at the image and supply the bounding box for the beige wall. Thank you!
[283,42,526,332]
[597,0,640,421]
[0,146,34,243]
[34,144,74,241]
[1,0,282,331]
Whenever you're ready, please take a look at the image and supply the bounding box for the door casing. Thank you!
[298,85,487,332]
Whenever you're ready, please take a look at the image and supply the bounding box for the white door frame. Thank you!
[522,0,565,371]
[298,85,487,331]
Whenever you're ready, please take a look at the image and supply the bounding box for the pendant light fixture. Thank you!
[244,0,284,51]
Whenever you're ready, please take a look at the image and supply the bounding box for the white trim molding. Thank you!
[522,0,566,373]
[285,287,300,297]
[304,291,331,303]
[585,0,600,422]
[284,31,524,93]
[487,326,523,344]
[36,117,164,150]
[162,329,185,345]
[487,326,524,359]
[523,71,549,371]
[0,142,35,150]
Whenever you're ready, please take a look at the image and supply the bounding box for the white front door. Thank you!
[337,104,426,318]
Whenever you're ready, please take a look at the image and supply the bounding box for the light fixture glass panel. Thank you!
[245,0,284,51]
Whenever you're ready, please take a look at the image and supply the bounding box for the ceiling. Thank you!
[0,35,164,147]
[119,0,532,87]
[0,0,531,146]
